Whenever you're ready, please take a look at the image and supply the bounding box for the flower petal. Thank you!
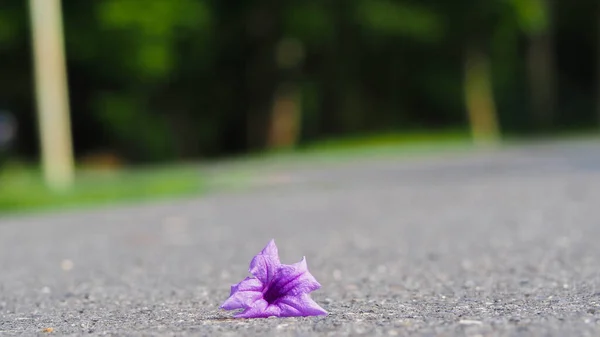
[249,239,281,284]
[270,257,321,297]
[276,294,328,317]
[229,277,263,295]
[234,299,282,318]
[220,277,264,310]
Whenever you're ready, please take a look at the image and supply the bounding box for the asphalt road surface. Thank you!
[2,140,600,336]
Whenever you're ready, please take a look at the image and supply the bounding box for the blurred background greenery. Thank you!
[0,0,598,212]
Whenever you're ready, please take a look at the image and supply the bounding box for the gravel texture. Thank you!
[1,140,600,336]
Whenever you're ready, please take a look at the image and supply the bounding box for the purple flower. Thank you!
[220,239,327,318]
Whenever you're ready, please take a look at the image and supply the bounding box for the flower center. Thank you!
[263,283,283,304]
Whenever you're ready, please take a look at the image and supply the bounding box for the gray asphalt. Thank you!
[2,140,600,336]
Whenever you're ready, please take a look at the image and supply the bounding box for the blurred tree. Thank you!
[354,0,445,133]
[464,48,500,144]
[435,0,503,143]
[510,0,557,131]
[0,0,597,164]
[275,0,447,146]
[268,38,304,149]
[88,0,213,161]
[489,0,528,132]
[242,2,284,151]
[29,0,75,190]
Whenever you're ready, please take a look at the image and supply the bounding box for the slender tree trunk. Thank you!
[267,36,306,149]
[464,47,500,145]
[527,0,556,131]
[268,82,301,149]
[29,0,75,190]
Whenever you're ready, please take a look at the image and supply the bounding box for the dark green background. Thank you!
[0,0,598,164]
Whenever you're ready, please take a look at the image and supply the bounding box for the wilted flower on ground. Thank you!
[220,239,327,318]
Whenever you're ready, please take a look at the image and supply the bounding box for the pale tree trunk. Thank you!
[527,0,556,131]
[266,38,304,150]
[29,0,75,190]
[464,47,501,146]
[268,82,301,149]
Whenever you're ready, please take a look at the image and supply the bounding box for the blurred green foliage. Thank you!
[0,162,204,212]
[510,0,550,35]
[356,0,443,42]
[97,0,212,79]
[0,0,597,165]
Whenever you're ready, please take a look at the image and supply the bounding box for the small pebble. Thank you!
[61,259,74,271]
[459,319,483,325]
